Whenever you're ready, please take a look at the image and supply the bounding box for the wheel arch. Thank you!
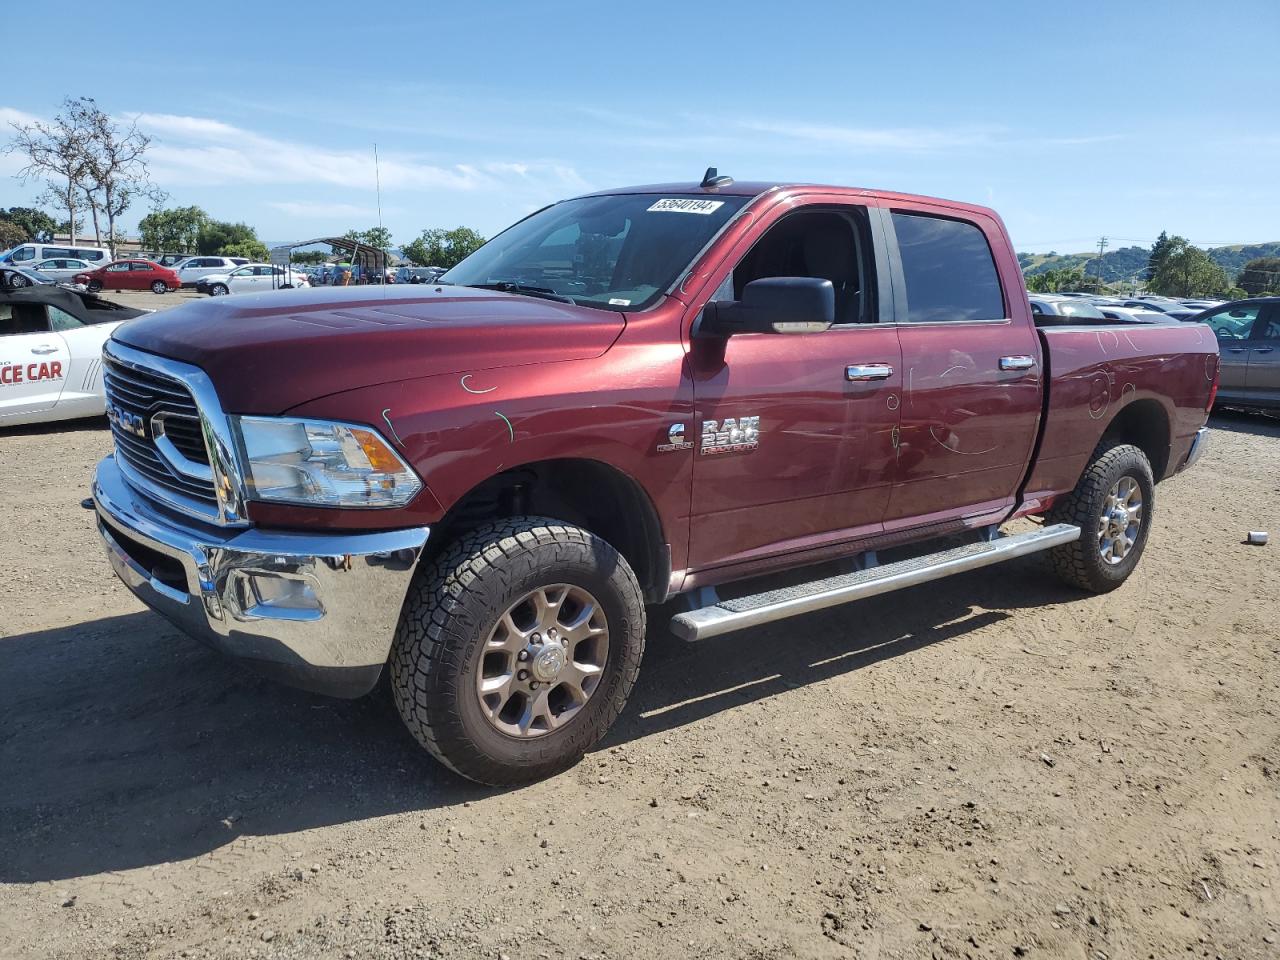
[1099,397,1172,481]
[428,457,671,603]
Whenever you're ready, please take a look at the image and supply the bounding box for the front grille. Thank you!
[103,354,218,507]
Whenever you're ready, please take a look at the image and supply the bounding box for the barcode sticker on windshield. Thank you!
[647,198,725,215]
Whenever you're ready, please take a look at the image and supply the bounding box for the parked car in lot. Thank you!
[91,176,1219,785]
[1,266,58,288]
[74,260,181,294]
[1123,298,1198,320]
[1027,294,1111,323]
[34,257,98,281]
[396,266,447,284]
[1094,305,1170,324]
[1189,298,1280,410]
[174,256,251,286]
[1,284,148,426]
[197,263,311,296]
[0,242,110,267]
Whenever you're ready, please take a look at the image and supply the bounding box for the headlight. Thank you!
[233,416,422,508]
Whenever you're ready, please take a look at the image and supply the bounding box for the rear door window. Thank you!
[890,211,1005,323]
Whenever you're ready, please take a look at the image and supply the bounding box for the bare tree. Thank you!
[78,100,157,258]
[6,98,94,245]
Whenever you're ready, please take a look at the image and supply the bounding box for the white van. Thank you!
[0,243,111,266]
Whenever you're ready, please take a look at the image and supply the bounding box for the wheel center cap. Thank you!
[531,644,566,682]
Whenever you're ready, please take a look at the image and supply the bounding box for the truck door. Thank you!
[881,205,1042,527]
[685,202,902,572]
[1244,304,1280,406]
[0,301,71,419]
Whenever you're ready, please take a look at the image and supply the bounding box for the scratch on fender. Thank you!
[494,411,515,443]
[381,408,405,447]
[939,365,965,378]
[460,374,497,395]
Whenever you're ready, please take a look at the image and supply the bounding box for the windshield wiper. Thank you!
[468,281,577,304]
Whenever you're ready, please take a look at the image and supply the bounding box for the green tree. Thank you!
[343,226,394,250]
[401,226,486,268]
[1026,266,1090,293]
[1146,230,1172,281]
[1236,256,1280,297]
[1148,237,1230,297]
[0,207,59,242]
[0,221,27,249]
[197,220,262,256]
[138,205,209,254]
[290,250,328,265]
[219,238,269,261]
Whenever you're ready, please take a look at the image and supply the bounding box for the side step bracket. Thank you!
[670,523,1080,642]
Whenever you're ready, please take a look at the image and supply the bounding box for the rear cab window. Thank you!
[889,211,1006,323]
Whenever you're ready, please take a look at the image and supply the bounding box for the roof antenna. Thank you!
[701,166,734,189]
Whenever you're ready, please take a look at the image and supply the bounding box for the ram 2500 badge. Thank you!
[92,171,1218,784]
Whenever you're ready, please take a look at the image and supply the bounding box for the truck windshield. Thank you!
[439,193,750,310]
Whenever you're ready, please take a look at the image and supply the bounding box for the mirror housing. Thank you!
[697,277,835,337]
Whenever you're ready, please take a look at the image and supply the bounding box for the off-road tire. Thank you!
[390,517,646,785]
[1047,442,1154,593]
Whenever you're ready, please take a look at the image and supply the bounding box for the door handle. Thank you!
[30,345,59,355]
[999,355,1036,371]
[1255,347,1274,354]
[1226,347,1247,353]
[846,363,894,381]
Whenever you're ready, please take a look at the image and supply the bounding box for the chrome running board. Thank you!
[670,523,1080,642]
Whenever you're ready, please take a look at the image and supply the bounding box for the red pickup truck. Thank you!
[93,173,1218,784]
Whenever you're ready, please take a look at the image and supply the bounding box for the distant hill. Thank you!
[1018,241,1280,283]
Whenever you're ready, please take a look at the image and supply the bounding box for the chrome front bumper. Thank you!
[93,455,429,697]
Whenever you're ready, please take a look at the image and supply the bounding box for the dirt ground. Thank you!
[1,410,1277,960]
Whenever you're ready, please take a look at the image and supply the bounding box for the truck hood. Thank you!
[112,285,626,413]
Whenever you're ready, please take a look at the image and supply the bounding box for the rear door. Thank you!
[1198,303,1261,398]
[0,300,71,419]
[1244,304,1280,406]
[881,205,1043,528]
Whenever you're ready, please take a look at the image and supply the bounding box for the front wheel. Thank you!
[150,280,168,294]
[86,280,102,294]
[1047,442,1154,593]
[390,517,646,785]
[209,283,229,296]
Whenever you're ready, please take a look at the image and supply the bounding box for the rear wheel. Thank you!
[209,283,229,296]
[390,517,646,785]
[150,280,168,294]
[1047,443,1154,593]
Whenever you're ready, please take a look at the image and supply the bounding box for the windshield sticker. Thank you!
[608,298,631,306]
[647,198,725,215]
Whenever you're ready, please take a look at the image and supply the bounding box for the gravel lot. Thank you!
[1,401,1277,959]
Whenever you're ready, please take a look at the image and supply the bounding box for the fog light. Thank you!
[230,571,324,621]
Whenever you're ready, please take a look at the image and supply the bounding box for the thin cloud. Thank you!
[129,112,586,194]
[736,120,998,152]
[267,201,384,220]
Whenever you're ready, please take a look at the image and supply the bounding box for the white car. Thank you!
[200,263,311,296]
[34,257,98,281]
[1,286,148,426]
[173,256,250,286]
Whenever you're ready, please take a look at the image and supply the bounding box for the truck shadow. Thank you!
[0,558,1081,883]
[1208,408,1280,438]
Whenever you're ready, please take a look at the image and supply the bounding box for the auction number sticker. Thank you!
[647,198,725,215]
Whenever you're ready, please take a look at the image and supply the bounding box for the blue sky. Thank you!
[4,1,1276,254]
